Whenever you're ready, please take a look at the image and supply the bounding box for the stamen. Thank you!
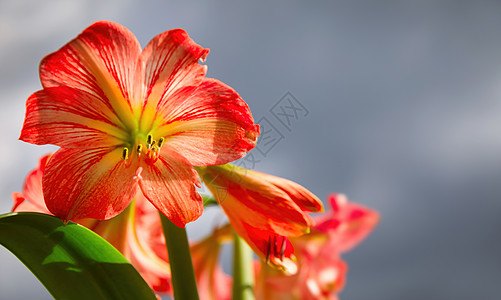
[266,236,272,264]
[273,235,279,258]
[122,147,129,160]
[147,134,152,145]
[158,137,165,147]
[151,140,156,147]
[137,144,143,153]
[280,237,286,261]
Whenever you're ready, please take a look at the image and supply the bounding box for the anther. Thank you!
[122,147,129,160]
[137,144,143,153]
[151,145,159,152]
[158,137,165,147]
[147,134,153,145]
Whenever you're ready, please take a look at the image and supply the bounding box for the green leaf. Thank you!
[0,212,157,300]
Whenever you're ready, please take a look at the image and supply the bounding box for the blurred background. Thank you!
[1,1,501,299]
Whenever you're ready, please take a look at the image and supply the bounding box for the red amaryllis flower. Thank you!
[255,194,379,300]
[20,21,259,226]
[197,164,323,273]
[12,153,172,294]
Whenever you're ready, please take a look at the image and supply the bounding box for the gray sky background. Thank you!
[1,1,501,299]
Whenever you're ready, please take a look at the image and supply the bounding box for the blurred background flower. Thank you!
[1,1,501,299]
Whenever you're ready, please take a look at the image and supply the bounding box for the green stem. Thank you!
[159,213,199,300]
[232,233,255,300]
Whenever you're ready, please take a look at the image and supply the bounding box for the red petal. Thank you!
[138,147,203,227]
[40,20,140,131]
[249,170,323,213]
[137,28,209,112]
[153,78,259,166]
[11,192,27,212]
[22,154,49,208]
[43,147,140,221]
[223,185,312,235]
[203,165,313,236]
[20,87,128,148]
[230,217,297,273]
[10,192,50,214]
[316,194,379,252]
[11,153,52,214]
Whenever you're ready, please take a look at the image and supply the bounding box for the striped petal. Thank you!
[138,147,203,228]
[217,183,312,236]
[202,165,314,236]
[20,87,128,148]
[243,169,323,213]
[40,20,140,131]
[43,147,140,221]
[137,28,209,115]
[137,28,258,166]
[154,78,259,166]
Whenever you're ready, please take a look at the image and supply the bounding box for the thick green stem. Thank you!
[232,233,255,300]
[159,213,199,300]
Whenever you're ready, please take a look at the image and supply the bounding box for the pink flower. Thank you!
[315,194,380,252]
[256,239,347,300]
[20,21,259,226]
[255,194,379,299]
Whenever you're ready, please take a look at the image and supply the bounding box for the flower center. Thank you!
[121,133,165,165]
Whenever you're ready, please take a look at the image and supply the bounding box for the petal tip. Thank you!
[10,192,25,212]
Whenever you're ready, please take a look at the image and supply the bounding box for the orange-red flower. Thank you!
[12,153,172,294]
[255,194,379,300]
[20,21,259,226]
[198,164,323,273]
